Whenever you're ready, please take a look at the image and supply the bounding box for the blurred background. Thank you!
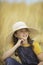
[0,0,43,64]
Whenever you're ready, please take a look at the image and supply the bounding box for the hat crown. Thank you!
[12,21,28,32]
[9,21,39,39]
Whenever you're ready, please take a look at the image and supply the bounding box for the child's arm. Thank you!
[37,52,43,61]
[2,39,22,61]
[37,52,43,65]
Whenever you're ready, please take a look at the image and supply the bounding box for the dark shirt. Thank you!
[17,46,39,65]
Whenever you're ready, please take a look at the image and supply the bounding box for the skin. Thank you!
[2,28,43,65]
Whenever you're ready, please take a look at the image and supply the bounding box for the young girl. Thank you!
[2,21,43,65]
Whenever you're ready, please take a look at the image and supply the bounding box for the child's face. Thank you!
[15,28,29,40]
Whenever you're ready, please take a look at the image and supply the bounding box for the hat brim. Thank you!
[6,27,39,45]
[10,27,39,39]
[27,28,39,39]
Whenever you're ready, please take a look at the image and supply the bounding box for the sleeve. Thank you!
[33,41,43,55]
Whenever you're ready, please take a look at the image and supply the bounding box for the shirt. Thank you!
[8,41,42,55]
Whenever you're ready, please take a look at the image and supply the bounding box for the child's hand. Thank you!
[16,39,24,47]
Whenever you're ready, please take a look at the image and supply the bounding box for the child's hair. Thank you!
[13,31,34,48]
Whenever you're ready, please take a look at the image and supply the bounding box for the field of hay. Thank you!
[0,2,43,65]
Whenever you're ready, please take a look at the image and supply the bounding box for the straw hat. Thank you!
[12,21,39,39]
[6,21,39,45]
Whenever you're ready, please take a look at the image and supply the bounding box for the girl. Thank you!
[2,21,43,65]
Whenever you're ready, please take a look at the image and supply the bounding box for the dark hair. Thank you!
[13,33,34,48]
